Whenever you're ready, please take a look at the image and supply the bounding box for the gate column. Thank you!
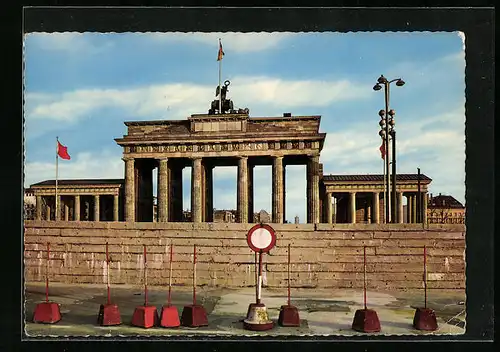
[307,155,320,224]
[124,157,135,222]
[157,158,169,222]
[272,156,284,223]
[237,156,249,223]
[191,157,203,223]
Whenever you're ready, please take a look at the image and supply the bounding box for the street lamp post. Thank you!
[377,109,388,223]
[373,75,405,223]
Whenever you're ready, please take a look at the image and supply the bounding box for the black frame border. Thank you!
[3,5,494,352]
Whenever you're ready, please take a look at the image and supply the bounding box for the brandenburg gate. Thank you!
[115,111,326,224]
[28,83,431,224]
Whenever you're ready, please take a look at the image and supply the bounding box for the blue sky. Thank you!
[23,32,466,222]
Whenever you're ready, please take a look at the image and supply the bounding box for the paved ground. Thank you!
[24,283,466,337]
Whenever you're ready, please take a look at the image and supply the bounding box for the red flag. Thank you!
[57,141,71,160]
[217,39,225,61]
[379,141,385,159]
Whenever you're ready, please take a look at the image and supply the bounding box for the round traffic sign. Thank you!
[247,224,276,253]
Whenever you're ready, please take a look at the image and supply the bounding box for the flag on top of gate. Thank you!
[379,141,385,159]
[57,140,71,160]
[217,39,225,61]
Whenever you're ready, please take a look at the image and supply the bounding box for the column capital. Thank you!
[238,155,248,160]
[273,155,284,160]
[156,157,169,162]
[122,156,134,162]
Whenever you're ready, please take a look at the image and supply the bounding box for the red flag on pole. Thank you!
[57,141,71,160]
[217,39,225,61]
[379,141,385,160]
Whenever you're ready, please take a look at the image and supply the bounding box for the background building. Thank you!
[426,193,465,224]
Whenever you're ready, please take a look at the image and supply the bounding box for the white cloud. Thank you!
[25,76,369,122]
[146,32,294,52]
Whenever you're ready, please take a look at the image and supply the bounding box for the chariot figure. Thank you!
[209,80,233,114]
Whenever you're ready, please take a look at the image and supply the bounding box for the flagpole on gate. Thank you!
[218,38,222,114]
[55,136,59,221]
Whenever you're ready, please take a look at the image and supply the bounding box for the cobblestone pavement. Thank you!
[24,282,466,337]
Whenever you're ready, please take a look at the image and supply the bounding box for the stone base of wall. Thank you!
[24,221,466,290]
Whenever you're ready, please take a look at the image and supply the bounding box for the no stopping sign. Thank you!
[247,224,276,253]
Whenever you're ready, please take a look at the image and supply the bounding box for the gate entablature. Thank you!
[115,114,326,159]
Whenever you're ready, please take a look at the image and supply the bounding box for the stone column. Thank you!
[35,196,42,220]
[237,156,249,223]
[124,157,135,222]
[308,155,320,224]
[45,204,51,221]
[94,195,100,222]
[248,164,254,223]
[55,195,61,221]
[157,158,169,222]
[422,192,428,225]
[191,157,202,223]
[411,194,417,223]
[372,192,380,224]
[113,194,119,221]
[326,192,333,224]
[272,156,284,223]
[64,202,69,221]
[74,195,80,221]
[349,192,356,224]
[397,192,404,223]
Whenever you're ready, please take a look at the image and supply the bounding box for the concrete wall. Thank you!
[24,221,465,291]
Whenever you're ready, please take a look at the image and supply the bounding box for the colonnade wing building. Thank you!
[28,111,431,224]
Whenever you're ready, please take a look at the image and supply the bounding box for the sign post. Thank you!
[97,242,121,326]
[160,242,181,328]
[181,244,209,327]
[412,245,438,331]
[243,223,276,331]
[278,243,300,327]
[351,246,381,333]
[131,244,159,328]
[33,242,62,324]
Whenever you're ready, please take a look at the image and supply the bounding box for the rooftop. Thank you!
[30,179,124,187]
[429,194,464,208]
[322,174,432,182]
